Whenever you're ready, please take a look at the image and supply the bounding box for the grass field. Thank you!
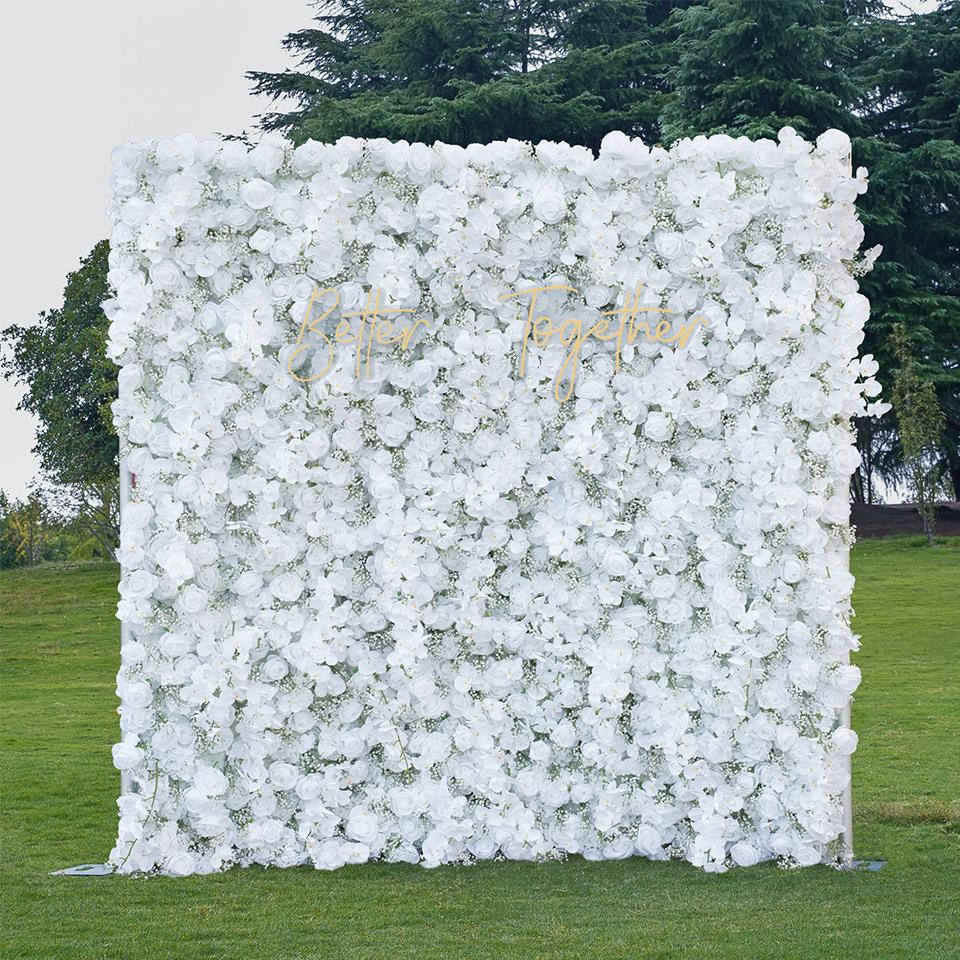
[1,537,958,960]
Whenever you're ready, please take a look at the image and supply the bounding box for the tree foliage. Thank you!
[890,325,947,541]
[2,241,117,486]
[0,487,115,570]
[248,0,686,149]
[659,0,869,143]
[1,241,119,552]
[853,0,960,499]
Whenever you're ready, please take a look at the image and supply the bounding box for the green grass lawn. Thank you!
[1,538,958,960]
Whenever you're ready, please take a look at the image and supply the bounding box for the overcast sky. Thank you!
[0,0,307,500]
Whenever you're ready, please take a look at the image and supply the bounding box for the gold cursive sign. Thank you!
[502,284,708,402]
[287,283,707,401]
[287,286,430,382]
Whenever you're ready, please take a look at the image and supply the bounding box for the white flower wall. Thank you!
[105,128,885,876]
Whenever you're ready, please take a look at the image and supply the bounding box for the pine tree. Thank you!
[248,0,684,149]
[660,0,866,143]
[855,0,960,498]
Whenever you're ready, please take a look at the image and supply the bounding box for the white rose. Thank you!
[406,143,436,180]
[149,261,181,289]
[234,571,263,597]
[225,204,257,231]
[202,348,230,378]
[250,140,285,177]
[817,129,851,157]
[311,839,348,870]
[179,585,208,615]
[730,841,761,867]
[781,557,805,584]
[472,836,499,860]
[159,632,192,657]
[745,240,777,266]
[602,547,632,577]
[649,574,676,599]
[793,842,823,867]
[257,819,285,845]
[727,342,755,370]
[270,572,304,603]
[832,664,862,696]
[657,595,689,624]
[112,143,144,177]
[345,808,379,844]
[120,570,158,600]
[295,774,325,801]
[217,141,250,173]
[240,178,277,210]
[635,826,665,858]
[271,238,301,265]
[551,721,578,749]
[831,727,858,755]
[249,228,275,253]
[123,501,152,530]
[268,762,299,790]
[388,787,419,818]
[195,765,229,797]
[262,656,290,681]
[643,412,672,442]
[757,678,790,710]
[120,680,153,709]
[654,231,684,259]
[165,851,197,876]
[112,742,143,771]
[532,180,567,224]
[604,836,634,860]
[292,140,325,175]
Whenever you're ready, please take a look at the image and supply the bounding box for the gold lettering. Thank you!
[501,285,577,377]
[288,287,337,383]
[290,282,706,398]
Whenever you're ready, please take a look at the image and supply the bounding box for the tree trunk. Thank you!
[850,468,865,504]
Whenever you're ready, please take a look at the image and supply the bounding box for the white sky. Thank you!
[889,0,941,11]
[0,0,307,500]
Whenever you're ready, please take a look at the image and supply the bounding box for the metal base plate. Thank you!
[50,863,115,877]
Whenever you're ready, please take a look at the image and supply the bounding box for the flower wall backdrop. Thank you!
[105,128,885,875]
